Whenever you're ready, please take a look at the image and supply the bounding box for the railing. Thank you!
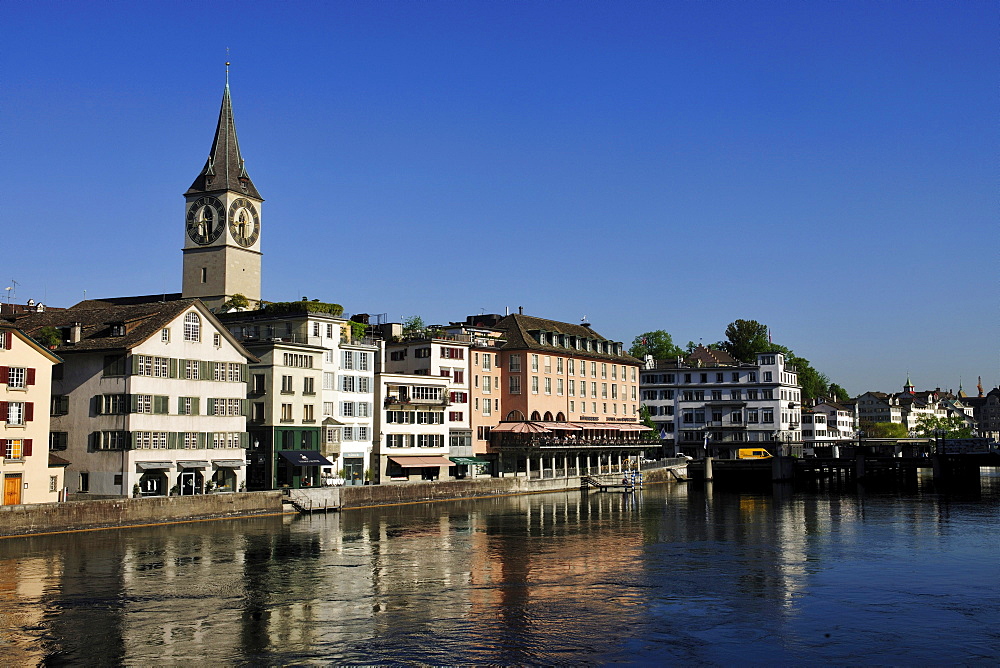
[491,436,651,450]
[384,396,448,407]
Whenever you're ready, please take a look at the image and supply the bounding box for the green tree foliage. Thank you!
[828,384,850,402]
[33,326,61,348]
[262,300,344,316]
[348,321,368,342]
[629,330,684,360]
[402,315,426,337]
[638,405,660,440]
[722,319,770,363]
[913,414,974,439]
[860,422,909,438]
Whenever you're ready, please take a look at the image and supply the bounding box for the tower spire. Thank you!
[185,72,261,200]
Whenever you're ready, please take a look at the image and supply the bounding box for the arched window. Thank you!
[184,312,201,341]
[555,412,566,422]
[530,411,541,421]
[506,410,525,421]
[543,411,554,422]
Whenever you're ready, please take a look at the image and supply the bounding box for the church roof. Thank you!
[185,84,261,200]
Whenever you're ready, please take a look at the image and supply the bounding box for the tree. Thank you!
[913,415,974,439]
[722,319,770,363]
[828,384,850,402]
[638,405,660,441]
[860,422,909,439]
[629,330,684,360]
[401,315,426,337]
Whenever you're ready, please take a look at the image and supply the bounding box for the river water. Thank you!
[2,473,999,666]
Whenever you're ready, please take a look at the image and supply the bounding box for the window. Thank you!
[154,356,168,378]
[449,411,463,422]
[762,389,773,400]
[482,376,492,394]
[96,431,127,450]
[343,351,355,369]
[590,382,597,398]
[341,402,355,417]
[281,375,294,393]
[732,390,742,400]
[303,405,315,422]
[359,376,371,393]
[136,394,152,414]
[509,376,521,394]
[557,378,564,396]
[567,359,575,375]
[531,355,539,372]
[304,377,315,395]
[323,372,335,390]
[568,379,575,396]
[358,353,370,371]
[763,372,772,382]
[531,376,539,394]
[6,367,26,389]
[390,350,407,361]
[184,312,201,341]
[177,397,197,415]
[602,363,607,379]
[482,354,492,371]
[414,348,431,359]
[412,386,441,401]
[453,370,464,384]
[544,378,551,395]
[6,401,26,425]
[747,389,758,400]
[449,391,468,404]
[510,354,522,372]
[762,409,774,423]
[251,402,265,422]
[482,398,492,416]
[50,431,68,451]
[327,324,334,338]
[5,439,23,458]
[281,403,293,421]
[441,347,464,360]
[213,333,221,347]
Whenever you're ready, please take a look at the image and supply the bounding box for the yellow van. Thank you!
[737,448,773,460]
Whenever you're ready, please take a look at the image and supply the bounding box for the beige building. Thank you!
[0,326,64,505]
[13,300,253,498]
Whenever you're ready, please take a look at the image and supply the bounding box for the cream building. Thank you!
[0,326,64,505]
[14,300,253,497]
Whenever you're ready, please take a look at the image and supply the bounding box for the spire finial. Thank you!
[226,47,230,86]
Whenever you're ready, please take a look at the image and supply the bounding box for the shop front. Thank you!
[276,449,334,489]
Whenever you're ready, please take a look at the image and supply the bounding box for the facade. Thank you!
[182,81,263,310]
[856,380,948,435]
[374,371,452,483]
[642,346,803,458]
[0,326,64,505]
[801,400,856,455]
[221,307,379,489]
[13,300,253,497]
[477,313,648,477]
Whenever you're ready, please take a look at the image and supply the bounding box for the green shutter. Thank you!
[169,358,178,378]
[167,432,178,449]
[197,432,206,449]
[130,355,139,375]
[206,432,215,449]
[200,361,210,380]
[177,397,185,414]
[191,397,200,415]
[131,431,139,449]
[241,399,248,416]
[241,363,248,382]
[130,394,138,413]
[95,395,103,415]
[154,396,168,414]
[207,398,216,415]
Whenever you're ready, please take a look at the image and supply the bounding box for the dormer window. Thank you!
[111,323,126,337]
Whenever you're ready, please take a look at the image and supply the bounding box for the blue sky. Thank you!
[2,1,996,395]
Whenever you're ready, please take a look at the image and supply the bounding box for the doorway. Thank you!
[3,474,22,505]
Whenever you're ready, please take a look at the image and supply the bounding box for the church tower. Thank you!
[182,75,263,310]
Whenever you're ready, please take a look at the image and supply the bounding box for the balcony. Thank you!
[490,435,652,451]
[384,395,448,407]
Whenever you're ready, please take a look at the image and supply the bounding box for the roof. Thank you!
[48,453,72,468]
[492,313,641,364]
[685,344,740,367]
[0,325,63,364]
[7,299,256,361]
[185,84,261,200]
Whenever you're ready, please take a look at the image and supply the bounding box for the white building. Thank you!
[374,371,453,483]
[641,346,802,458]
[801,401,856,455]
[15,300,253,497]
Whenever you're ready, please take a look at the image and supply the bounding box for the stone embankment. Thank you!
[0,491,283,537]
[1,466,685,537]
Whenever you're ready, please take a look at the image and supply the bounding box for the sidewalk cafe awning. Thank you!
[449,456,490,465]
[136,461,173,470]
[617,423,651,432]
[213,459,246,468]
[491,422,552,434]
[389,456,454,467]
[550,422,583,431]
[279,450,334,467]
[177,460,210,469]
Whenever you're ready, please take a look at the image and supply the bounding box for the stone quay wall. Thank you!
[0,491,284,537]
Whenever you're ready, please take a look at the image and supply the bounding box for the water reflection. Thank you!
[1,474,998,665]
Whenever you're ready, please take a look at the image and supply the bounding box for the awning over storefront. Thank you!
[136,461,173,470]
[389,456,454,467]
[550,423,583,431]
[213,460,246,468]
[449,456,490,465]
[278,450,334,467]
[177,460,210,469]
[491,422,552,434]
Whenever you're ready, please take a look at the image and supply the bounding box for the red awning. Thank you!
[490,422,553,434]
[388,456,454,467]
[549,422,583,431]
[573,422,622,431]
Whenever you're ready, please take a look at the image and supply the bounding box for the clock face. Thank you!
[186,197,226,245]
[229,198,260,247]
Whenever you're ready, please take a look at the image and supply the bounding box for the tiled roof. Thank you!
[185,84,261,200]
[8,299,196,353]
[685,345,740,367]
[493,314,642,364]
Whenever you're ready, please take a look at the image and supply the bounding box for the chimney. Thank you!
[70,322,82,344]
[518,306,523,315]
